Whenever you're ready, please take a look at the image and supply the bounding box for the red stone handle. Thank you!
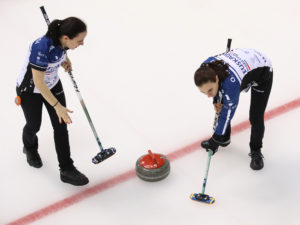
[148,150,157,164]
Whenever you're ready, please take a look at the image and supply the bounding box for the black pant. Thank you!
[222,69,273,152]
[19,81,74,169]
[249,72,273,152]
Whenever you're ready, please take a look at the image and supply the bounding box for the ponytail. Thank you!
[46,19,62,46]
[194,60,229,87]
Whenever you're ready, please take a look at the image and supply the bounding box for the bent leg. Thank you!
[44,81,74,170]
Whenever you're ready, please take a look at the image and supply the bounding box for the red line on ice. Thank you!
[5,97,300,225]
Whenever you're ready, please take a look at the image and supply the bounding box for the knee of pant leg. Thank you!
[249,113,264,125]
[24,123,41,134]
[53,122,68,131]
[53,123,69,137]
[250,121,265,133]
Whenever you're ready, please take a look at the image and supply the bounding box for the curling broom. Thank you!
[190,38,232,204]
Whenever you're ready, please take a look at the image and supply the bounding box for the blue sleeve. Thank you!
[214,79,240,136]
[202,57,217,64]
[29,39,49,71]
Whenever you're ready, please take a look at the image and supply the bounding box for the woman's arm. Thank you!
[32,68,73,124]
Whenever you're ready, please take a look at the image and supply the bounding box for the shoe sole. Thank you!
[251,167,263,170]
[250,166,264,170]
[250,162,264,170]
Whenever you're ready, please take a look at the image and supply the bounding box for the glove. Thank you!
[201,138,219,155]
[213,126,231,147]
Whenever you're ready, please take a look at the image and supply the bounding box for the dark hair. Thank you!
[194,60,229,87]
[46,17,87,46]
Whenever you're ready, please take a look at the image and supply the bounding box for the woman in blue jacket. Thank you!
[194,48,273,170]
[16,17,89,185]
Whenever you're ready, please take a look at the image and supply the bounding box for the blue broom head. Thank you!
[92,147,116,164]
[190,193,215,204]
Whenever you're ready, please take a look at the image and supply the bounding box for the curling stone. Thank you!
[135,150,170,182]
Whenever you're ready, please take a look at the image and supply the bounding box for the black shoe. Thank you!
[60,166,89,186]
[23,147,43,168]
[249,151,264,170]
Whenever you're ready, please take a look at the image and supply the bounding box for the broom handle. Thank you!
[213,38,232,131]
[40,6,104,152]
[201,150,213,194]
[202,39,232,194]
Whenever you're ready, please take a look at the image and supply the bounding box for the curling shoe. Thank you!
[249,151,264,170]
[23,146,43,168]
[60,166,89,186]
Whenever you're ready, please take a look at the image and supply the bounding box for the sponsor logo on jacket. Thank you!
[224,53,248,75]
